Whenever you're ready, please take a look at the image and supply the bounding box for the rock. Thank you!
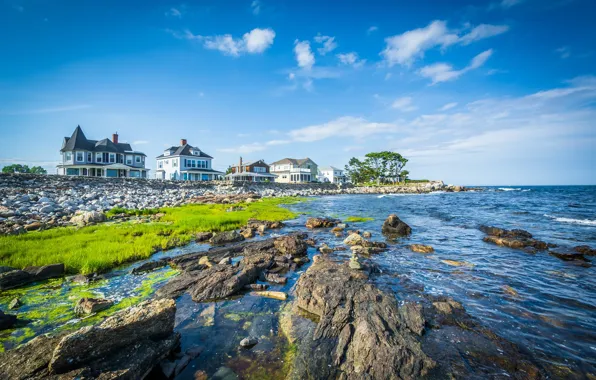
[343,233,365,246]
[574,245,596,256]
[252,291,287,300]
[219,257,232,265]
[304,238,316,247]
[245,283,268,291]
[0,269,33,290]
[362,231,372,238]
[502,285,519,297]
[549,250,590,263]
[131,259,168,274]
[274,235,307,256]
[71,273,102,285]
[210,230,244,245]
[239,337,259,348]
[194,370,208,380]
[160,360,176,378]
[49,298,177,373]
[441,259,475,268]
[194,232,213,242]
[198,256,213,267]
[331,226,344,233]
[0,333,65,379]
[240,228,255,239]
[263,272,288,285]
[381,214,412,237]
[410,244,434,253]
[349,254,362,270]
[8,297,22,310]
[480,225,549,250]
[24,263,65,282]
[0,310,17,330]
[432,299,463,314]
[399,302,425,336]
[350,245,386,255]
[70,211,106,226]
[212,366,239,380]
[74,297,114,315]
[0,266,17,274]
[305,217,340,229]
[24,221,42,231]
[318,244,334,254]
[174,354,192,376]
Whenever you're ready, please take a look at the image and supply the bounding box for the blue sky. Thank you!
[0,0,595,185]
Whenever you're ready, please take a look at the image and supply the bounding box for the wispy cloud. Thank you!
[392,97,418,112]
[555,46,571,59]
[133,140,149,145]
[251,0,261,15]
[439,102,458,111]
[168,28,275,56]
[314,34,338,55]
[380,20,508,67]
[336,52,366,68]
[367,26,378,35]
[419,49,493,84]
[165,8,182,18]
[2,104,91,115]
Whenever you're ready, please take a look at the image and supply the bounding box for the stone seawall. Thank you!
[0,173,460,235]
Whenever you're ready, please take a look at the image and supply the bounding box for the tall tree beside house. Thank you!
[225,166,233,175]
[344,151,408,185]
[401,170,410,183]
[2,164,47,174]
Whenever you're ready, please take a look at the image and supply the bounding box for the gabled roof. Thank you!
[269,157,316,166]
[156,144,213,159]
[60,126,144,155]
[320,166,343,172]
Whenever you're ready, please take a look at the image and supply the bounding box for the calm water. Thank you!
[290,186,596,374]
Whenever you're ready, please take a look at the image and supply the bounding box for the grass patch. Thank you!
[345,216,374,223]
[105,207,159,218]
[0,197,302,274]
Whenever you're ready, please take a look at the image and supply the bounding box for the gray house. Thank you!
[57,126,149,178]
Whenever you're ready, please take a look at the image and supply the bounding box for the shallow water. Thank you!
[289,186,596,374]
[1,187,595,377]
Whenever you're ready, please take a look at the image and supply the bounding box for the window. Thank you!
[109,154,115,163]
[126,156,132,165]
[136,156,141,163]
[158,161,163,169]
[191,160,196,168]
[173,159,178,168]
[65,152,72,161]
[87,152,92,162]
[165,160,169,165]
[96,153,102,163]
[76,152,84,162]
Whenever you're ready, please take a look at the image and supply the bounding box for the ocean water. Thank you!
[289,186,596,374]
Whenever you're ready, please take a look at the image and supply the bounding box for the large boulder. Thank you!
[74,297,113,316]
[274,235,307,256]
[480,225,548,250]
[305,217,340,229]
[70,211,106,226]
[24,263,64,281]
[381,214,412,237]
[49,298,176,373]
[209,230,244,245]
[343,233,365,246]
[0,270,33,290]
[0,310,17,330]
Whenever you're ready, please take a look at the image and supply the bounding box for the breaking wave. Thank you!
[544,214,596,226]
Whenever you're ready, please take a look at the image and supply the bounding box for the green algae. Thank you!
[345,216,374,222]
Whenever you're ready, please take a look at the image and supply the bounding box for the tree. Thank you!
[2,164,47,174]
[225,166,233,175]
[400,170,409,183]
[344,151,408,185]
[30,166,47,175]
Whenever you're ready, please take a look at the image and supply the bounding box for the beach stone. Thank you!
[362,231,372,238]
[305,217,340,229]
[274,235,307,256]
[24,221,42,231]
[343,233,365,246]
[194,232,213,242]
[318,244,334,254]
[24,263,65,281]
[410,244,434,253]
[239,337,259,348]
[382,214,412,237]
[210,230,244,245]
[481,226,549,250]
[0,269,33,290]
[74,297,114,315]
[70,211,106,226]
[8,297,22,310]
[241,228,255,239]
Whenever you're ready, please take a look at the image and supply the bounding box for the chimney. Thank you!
[239,157,243,173]
[181,138,187,146]
[112,133,119,144]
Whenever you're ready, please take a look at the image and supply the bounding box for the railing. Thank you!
[289,168,312,173]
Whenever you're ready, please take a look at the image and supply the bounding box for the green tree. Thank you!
[400,170,410,183]
[30,166,48,175]
[2,164,30,174]
[344,151,408,185]
[225,166,233,175]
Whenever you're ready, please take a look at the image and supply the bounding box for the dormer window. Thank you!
[164,151,170,156]
[192,150,199,156]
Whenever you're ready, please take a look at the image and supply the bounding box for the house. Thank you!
[269,158,318,183]
[155,139,223,181]
[58,126,149,178]
[318,166,347,183]
[225,157,277,182]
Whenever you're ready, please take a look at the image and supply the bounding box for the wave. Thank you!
[498,187,522,191]
[377,194,409,198]
[544,214,596,226]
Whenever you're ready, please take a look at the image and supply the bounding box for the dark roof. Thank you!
[156,144,213,159]
[60,126,144,155]
[269,157,315,166]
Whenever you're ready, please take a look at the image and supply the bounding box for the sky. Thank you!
[0,0,595,185]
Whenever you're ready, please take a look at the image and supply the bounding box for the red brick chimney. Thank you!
[239,157,243,173]
[181,139,187,146]
[112,133,119,144]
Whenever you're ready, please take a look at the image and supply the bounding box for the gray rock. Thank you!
[239,336,259,348]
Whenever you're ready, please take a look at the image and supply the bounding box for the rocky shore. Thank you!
[0,173,464,235]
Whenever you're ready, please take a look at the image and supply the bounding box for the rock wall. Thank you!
[0,173,455,235]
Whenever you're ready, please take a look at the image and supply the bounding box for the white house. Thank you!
[318,166,347,183]
[155,139,223,181]
[269,158,318,183]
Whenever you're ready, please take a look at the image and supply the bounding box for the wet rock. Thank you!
[219,257,232,265]
[174,354,192,377]
[71,273,102,285]
[348,254,362,270]
[432,299,463,314]
[74,297,113,315]
[8,297,22,310]
[212,366,239,380]
[331,226,344,233]
[549,250,590,263]
[246,219,284,230]
[0,310,17,330]
[0,333,66,379]
[49,298,177,374]
[0,266,17,274]
[252,291,287,300]
[23,263,65,282]
[410,244,434,253]
[362,231,372,238]
[502,285,519,297]
[210,230,244,245]
[274,235,307,256]
[131,259,168,274]
[399,302,425,336]
[194,232,213,242]
[240,228,254,239]
[0,269,33,290]
[70,210,106,226]
[245,283,268,291]
[24,221,42,231]
[239,336,259,348]
[343,233,365,246]
[318,244,334,254]
[305,217,340,229]
[480,225,549,250]
[381,214,412,237]
[194,370,208,380]
[264,272,288,284]
[574,245,596,256]
[285,256,435,379]
[160,360,176,378]
[304,238,316,247]
[350,245,386,255]
[198,256,213,268]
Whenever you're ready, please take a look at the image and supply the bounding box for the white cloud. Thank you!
[251,0,261,15]
[314,34,337,55]
[392,97,418,112]
[294,40,315,70]
[367,26,378,35]
[288,116,398,142]
[419,49,493,84]
[1,104,91,115]
[218,143,267,154]
[165,8,182,18]
[555,46,571,59]
[500,0,523,8]
[133,140,149,145]
[336,52,366,68]
[380,20,508,67]
[171,28,275,56]
[439,102,458,111]
[288,72,295,80]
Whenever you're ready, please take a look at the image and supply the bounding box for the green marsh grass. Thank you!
[0,197,302,274]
